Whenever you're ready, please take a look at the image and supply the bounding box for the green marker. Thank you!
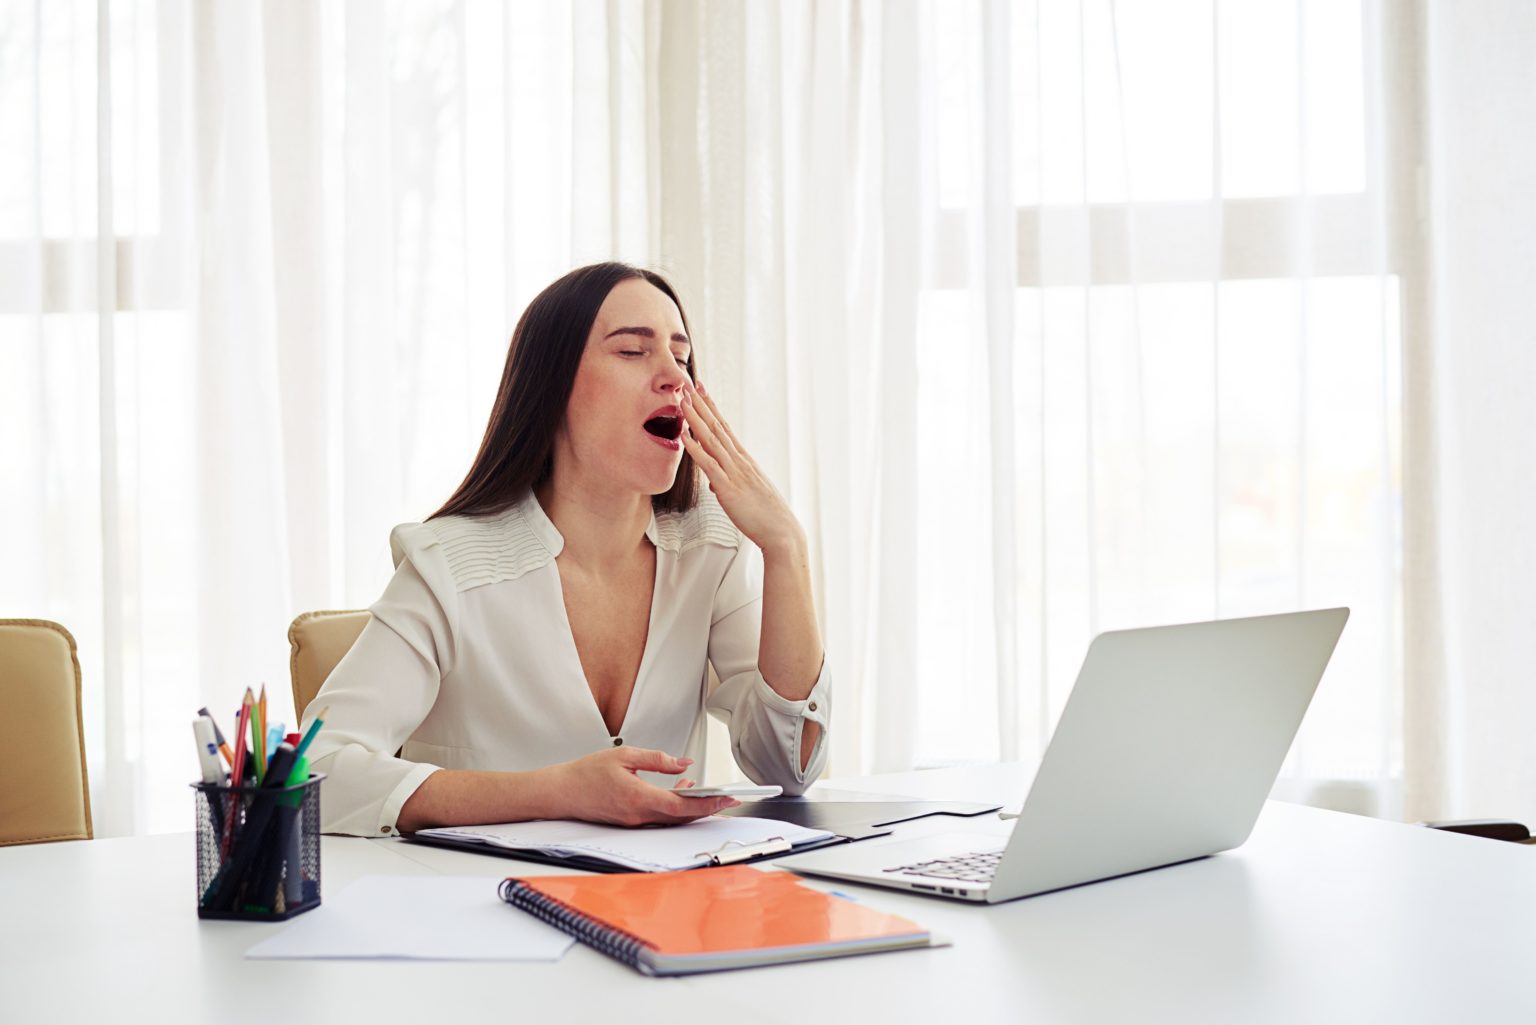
[282,755,310,907]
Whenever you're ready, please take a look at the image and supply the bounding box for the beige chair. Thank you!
[288,610,370,722]
[0,619,93,845]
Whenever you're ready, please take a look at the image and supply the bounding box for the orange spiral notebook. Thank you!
[499,865,939,975]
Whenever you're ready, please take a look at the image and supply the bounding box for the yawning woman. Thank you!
[306,262,829,836]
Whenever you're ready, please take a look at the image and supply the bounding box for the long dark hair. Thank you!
[431,262,697,520]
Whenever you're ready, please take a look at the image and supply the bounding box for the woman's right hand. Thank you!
[537,746,741,826]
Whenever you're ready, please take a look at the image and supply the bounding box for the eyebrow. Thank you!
[604,326,691,347]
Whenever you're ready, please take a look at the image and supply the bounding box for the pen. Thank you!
[266,724,284,767]
[293,706,329,760]
[206,737,296,914]
[696,836,793,865]
[233,742,299,914]
[192,716,224,784]
[193,716,227,838]
[282,755,310,908]
[197,706,235,768]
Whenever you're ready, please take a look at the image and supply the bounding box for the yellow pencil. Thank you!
[254,684,268,783]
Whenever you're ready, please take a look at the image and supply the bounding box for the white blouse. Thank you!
[306,489,831,836]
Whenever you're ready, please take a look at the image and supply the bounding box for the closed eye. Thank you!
[618,347,689,371]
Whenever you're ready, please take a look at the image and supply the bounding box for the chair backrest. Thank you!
[0,619,93,845]
[287,610,370,722]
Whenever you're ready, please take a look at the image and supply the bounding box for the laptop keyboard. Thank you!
[886,850,1002,884]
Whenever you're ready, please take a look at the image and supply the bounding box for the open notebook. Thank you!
[501,865,939,975]
[411,815,840,872]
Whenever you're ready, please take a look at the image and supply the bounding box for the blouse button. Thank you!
[380,825,391,834]
[808,701,818,712]
[612,736,623,747]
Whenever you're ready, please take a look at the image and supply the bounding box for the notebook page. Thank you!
[418,815,834,872]
[247,876,574,960]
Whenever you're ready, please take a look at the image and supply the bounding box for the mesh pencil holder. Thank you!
[193,773,325,921]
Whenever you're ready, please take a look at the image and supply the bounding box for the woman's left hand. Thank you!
[679,380,805,554]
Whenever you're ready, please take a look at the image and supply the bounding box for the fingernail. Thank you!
[726,799,741,808]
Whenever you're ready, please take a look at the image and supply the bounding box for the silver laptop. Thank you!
[782,608,1349,903]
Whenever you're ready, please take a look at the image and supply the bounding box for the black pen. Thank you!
[210,743,298,912]
[250,764,308,913]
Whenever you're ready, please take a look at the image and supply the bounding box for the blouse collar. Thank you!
[515,490,663,557]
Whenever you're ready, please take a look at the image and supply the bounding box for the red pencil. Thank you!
[221,689,255,860]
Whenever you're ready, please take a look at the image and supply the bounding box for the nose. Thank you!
[658,358,690,394]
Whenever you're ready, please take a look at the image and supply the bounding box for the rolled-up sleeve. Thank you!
[703,543,830,794]
[306,529,455,836]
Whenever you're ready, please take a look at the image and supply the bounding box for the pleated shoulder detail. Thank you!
[424,505,557,591]
[651,491,743,554]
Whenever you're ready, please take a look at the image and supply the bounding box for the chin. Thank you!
[644,467,683,497]
[612,462,682,499]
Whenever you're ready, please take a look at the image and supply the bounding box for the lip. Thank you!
[643,404,683,452]
[645,432,682,452]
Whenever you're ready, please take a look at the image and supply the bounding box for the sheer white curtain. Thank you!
[2,0,664,834]
[4,0,1414,836]
[1414,0,1536,826]
[674,0,1403,803]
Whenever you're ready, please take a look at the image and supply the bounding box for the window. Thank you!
[912,0,1405,798]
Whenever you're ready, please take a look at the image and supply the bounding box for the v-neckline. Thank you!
[550,545,663,741]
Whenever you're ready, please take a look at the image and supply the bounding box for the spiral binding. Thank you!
[499,879,651,971]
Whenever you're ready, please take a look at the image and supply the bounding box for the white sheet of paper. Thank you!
[245,875,575,961]
[417,815,835,872]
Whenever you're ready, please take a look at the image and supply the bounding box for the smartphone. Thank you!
[676,784,783,799]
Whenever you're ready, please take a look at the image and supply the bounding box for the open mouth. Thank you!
[643,414,682,441]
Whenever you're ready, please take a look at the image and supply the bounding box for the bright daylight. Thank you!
[2,1,1533,1021]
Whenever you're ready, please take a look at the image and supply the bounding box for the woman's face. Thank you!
[558,278,693,497]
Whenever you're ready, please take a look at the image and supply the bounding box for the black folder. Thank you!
[403,789,1002,872]
[716,789,1003,841]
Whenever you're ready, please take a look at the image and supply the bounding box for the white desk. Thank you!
[3,764,1533,1024]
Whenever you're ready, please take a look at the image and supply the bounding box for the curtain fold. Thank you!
[2,0,1438,835]
[1419,0,1536,826]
